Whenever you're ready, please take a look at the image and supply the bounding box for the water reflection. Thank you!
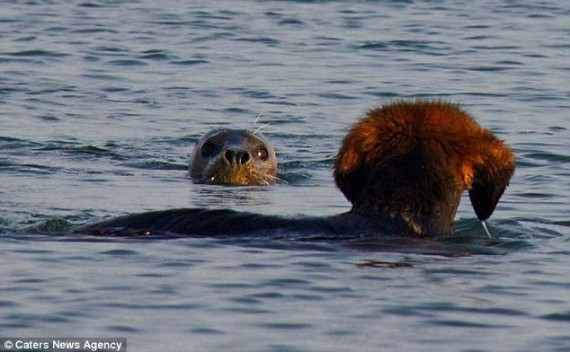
[192,184,273,207]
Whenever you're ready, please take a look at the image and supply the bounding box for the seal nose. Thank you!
[223,149,250,166]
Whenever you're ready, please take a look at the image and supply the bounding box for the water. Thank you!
[1,0,569,351]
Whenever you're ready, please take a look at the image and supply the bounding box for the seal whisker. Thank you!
[263,173,288,184]
[253,110,265,127]
[253,123,271,135]
[481,221,493,238]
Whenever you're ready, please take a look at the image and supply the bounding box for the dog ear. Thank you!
[469,173,508,221]
[468,146,515,221]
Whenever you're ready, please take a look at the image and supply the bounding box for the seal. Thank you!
[189,128,277,186]
[74,100,515,238]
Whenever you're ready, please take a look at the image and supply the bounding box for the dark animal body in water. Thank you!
[189,128,277,185]
[75,101,515,239]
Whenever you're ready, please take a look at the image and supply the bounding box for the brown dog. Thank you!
[334,100,515,236]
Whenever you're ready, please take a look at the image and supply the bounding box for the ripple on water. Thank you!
[188,326,224,334]
[107,59,148,66]
[106,325,141,333]
[138,52,172,61]
[36,143,124,159]
[99,249,141,256]
[4,50,70,58]
[235,37,280,46]
[120,160,186,170]
[524,151,570,163]
[428,319,512,329]
[99,301,201,311]
[357,39,451,54]
[541,312,570,322]
[4,313,72,327]
[71,28,119,34]
[0,136,41,149]
[0,300,19,308]
[256,322,313,330]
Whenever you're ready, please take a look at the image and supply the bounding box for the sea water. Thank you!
[1,1,569,351]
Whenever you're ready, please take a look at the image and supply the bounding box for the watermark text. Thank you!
[1,338,126,352]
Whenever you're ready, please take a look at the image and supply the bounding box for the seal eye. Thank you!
[201,141,219,159]
[256,147,269,161]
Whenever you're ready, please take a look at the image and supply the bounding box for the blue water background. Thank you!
[1,1,569,351]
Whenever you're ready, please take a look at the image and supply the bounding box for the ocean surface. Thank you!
[1,0,569,351]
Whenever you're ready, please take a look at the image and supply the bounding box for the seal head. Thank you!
[190,128,277,185]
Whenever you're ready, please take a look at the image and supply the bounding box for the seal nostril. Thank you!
[224,150,234,164]
[224,149,250,165]
[239,152,250,165]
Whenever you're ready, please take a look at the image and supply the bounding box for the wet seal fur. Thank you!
[75,101,515,238]
[189,128,277,185]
